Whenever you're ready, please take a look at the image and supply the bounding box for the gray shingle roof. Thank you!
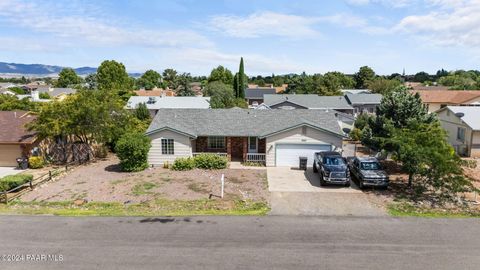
[345,93,383,105]
[264,94,353,110]
[245,88,276,99]
[126,96,211,110]
[446,106,480,130]
[146,108,344,138]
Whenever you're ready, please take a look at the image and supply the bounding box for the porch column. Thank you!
[227,137,232,161]
[242,137,248,162]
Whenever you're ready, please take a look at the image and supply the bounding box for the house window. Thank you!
[161,139,174,155]
[457,127,466,142]
[208,136,225,149]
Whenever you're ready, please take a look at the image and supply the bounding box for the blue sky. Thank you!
[0,0,478,75]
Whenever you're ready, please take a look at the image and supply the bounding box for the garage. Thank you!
[275,143,332,167]
[0,144,22,166]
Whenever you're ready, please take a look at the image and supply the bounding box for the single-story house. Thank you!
[0,111,39,166]
[145,108,346,167]
[134,89,176,97]
[263,94,354,114]
[0,82,17,89]
[411,90,480,113]
[436,106,480,157]
[125,96,211,117]
[0,89,16,95]
[344,93,383,115]
[244,88,276,108]
[39,87,77,100]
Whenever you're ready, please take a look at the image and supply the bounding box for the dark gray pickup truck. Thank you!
[313,151,350,187]
[347,156,389,189]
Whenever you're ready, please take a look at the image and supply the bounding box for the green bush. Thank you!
[114,132,151,172]
[0,174,33,191]
[172,157,195,171]
[28,156,45,169]
[193,154,228,170]
[349,128,362,141]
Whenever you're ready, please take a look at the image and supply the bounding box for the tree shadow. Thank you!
[104,163,123,173]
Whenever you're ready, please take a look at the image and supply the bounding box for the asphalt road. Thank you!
[0,216,479,270]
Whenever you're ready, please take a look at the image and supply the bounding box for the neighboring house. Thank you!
[341,89,371,95]
[344,93,383,115]
[0,89,16,95]
[263,94,354,114]
[134,89,176,97]
[190,82,203,96]
[16,91,51,103]
[0,82,16,89]
[437,106,480,157]
[38,88,76,100]
[145,108,345,167]
[245,88,276,108]
[411,90,480,113]
[125,96,211,117]
[0,111,39,166]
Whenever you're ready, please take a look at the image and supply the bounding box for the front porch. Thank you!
[192,136,266,164]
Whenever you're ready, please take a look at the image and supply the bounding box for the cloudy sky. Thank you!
[0,0,479,75]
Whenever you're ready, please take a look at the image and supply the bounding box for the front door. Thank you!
[248,137,258,153]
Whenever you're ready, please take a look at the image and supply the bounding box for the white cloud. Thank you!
[0,0,213,48]
[208,11,321,38]
[395,0,480,47]
[346,0,414,7]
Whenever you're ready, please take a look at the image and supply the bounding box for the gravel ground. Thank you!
[20,155,268,203]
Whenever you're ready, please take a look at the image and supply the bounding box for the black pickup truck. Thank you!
[313,151,350,187]
[347,156,389,189]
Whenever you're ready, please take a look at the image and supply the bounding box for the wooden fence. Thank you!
[1,165,70,204]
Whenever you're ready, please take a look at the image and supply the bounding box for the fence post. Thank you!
[66,164,68,171]
[29,178,33,189]
[3,191,7,205]
[49,170,52,180]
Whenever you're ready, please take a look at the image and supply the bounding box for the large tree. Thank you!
[137,70,162,90]
[203,81,241,108]
[413,71,431,83]
[314,72,355,95]
[162,68,179,89]
[85,73,97,90]
[366,77,402,95]
[208,65,234,85]
[354,66,376,89]
[56,68,81,88]
[96,60,131,91]
[176,73,195,96]
[234,58,246,98]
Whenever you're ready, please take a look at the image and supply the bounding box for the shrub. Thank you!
[172,157,195,171]
[349,128,362,141]
[114,132,151,172]
[0,174,33,191]
[193,154,228,170]
[28,156,45,169]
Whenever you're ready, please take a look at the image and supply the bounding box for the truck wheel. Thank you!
[313,163,318,173]
[359,181,364,190]
[319,172,326,186]
[345,181,351,187]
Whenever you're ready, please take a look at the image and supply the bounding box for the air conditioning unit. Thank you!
[457,145,468,157]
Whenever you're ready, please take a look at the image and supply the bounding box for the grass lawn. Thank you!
[388,202,480,218]
[0,199,270,216]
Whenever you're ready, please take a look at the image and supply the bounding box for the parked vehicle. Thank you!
[313,151,350,187]
[347,156,389,189]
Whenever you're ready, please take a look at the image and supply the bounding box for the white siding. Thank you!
[437,109,474,156]
[147,130,192,166]
[265,127,343,167]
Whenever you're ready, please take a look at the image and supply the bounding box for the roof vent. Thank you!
[455,112,465,118]
[147,97,156,104]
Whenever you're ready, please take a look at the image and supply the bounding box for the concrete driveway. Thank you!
[0,167,24,178]
[267,167,385,216]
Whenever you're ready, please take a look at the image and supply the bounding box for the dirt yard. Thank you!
[21,155,268,204]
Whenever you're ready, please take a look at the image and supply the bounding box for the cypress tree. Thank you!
[238,57,245,98]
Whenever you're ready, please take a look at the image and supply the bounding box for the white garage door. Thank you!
[0,145,22,166]
[276,144,332,167]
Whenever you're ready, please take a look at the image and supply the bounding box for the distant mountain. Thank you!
[0,62,97,77]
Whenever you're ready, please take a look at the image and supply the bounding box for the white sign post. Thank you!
[221,174,225,198]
